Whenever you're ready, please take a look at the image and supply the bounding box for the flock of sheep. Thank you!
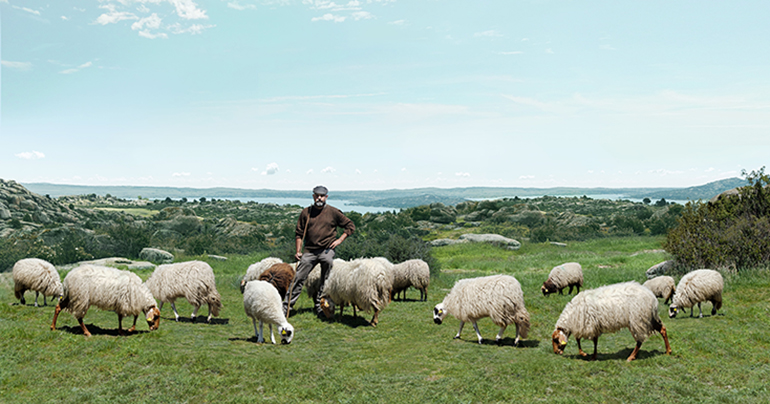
[11,255,724,361]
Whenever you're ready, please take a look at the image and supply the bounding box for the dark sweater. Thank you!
[295,205,355,251]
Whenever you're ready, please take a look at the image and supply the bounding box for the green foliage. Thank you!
[665,167,770,272]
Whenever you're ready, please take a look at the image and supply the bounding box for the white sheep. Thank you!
[541,262,584,296]
[669,269,723,318]
[391,259,430,301]
[144,260,222,323]
[643,275,676,305]
[319,258,393,326]
[433,274,530,346]
[552,281,672,362]
[240,257,284,293]
[50,265,161,337]
[305,261,336,302]
[12,258,63,307]
[243,280,294,344]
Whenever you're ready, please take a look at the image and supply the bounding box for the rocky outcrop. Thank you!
[139,248,174,264]
[430,233,521,250]
[646,260,675,278]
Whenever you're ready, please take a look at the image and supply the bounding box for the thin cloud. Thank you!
[474,30,503,38]
[306,169,314,175]
[15,151,45,160]
[498,51,523,55]
[455,172,471,177]
[321,166,336,174]
[312,13,346,23]
[389,19,406,25]
[545,48,554,54]
[352,11,373,20]
[172,172,191,177]
[1,60,32,71]
[12,5,41,15]
[227,2,257,10]
[170,0,208,20]
[262,162,279,175]
[60,61,93,74]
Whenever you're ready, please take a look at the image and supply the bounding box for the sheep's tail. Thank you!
[515,308,530,339]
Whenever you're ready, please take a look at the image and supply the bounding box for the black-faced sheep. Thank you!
[643,275,676,305]
[669,269,723,318]
[144,260,222,323]
[391,259,430,301]
[433,274,530,346]
[542,262,583,296]
[552,281,672,362]
[319,258,393,327]
[50,265,161,337]
[243,280,294,344]
[12,258,63,307]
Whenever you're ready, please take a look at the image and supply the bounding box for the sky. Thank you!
[2,0,769,192]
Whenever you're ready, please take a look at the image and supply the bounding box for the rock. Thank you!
[139,247,174,264]
[429,203,457,224]
[459,233,521,250]
[550,242,567,247]
[646,260,674,278]
[207,254,227,261]
[429,238,468,247]
[0,204,10,220]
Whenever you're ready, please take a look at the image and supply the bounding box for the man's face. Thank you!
[313,193,328,208]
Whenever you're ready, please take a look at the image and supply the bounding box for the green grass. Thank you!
[2,237,769,403]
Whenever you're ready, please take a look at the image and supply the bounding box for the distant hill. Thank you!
[21,178,747,209]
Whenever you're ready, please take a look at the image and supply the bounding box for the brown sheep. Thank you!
[258,263,296,302]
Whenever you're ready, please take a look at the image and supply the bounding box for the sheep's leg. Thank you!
[128,315,139,333]
[576,338,588,357]
[43,294,48,307]
[34,291,40,307]
[256,320,265,343]
[627,341,642,362]
[369,310,379,327]
[268,324,276,344]
[590,337,599,361]
[206,304,213,323]
[170,302,180,322]
[191,305,200,323]
[513,324,521,347]
[568,285,574,295]
[117,314,126,336]
[495,325,508,345]
[78,318,92,337]
[656,323,672,355]
[472,321,483,344]
[454,321,465,339]
[50,304,62,330]
[697,302,703,318]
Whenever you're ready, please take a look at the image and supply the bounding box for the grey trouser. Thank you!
[285,248,335,314]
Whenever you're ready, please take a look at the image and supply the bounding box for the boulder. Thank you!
[429,238,468,247]
[645,260,675,278]
[139,247,174,264]
[429,203,457,224]
[459,233,521,250]
[207,254,227,261]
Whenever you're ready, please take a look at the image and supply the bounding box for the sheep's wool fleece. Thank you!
[555,282,659,342]
[145,261,221,315]
[643,276,676,300]
[672,269,723,309]
[13,258,63,297]
[322,258,393,313]
[243,280,287,327]
[62,265,156,319]
[392,259,430,291]
[442,274,529,332]
[244,257,284,283]
[547,262,583,289]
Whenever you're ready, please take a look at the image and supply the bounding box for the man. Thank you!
[285,185,355,317]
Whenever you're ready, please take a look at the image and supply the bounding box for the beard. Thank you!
[314,200,326,208]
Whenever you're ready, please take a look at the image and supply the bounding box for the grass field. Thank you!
[1,236,769,403]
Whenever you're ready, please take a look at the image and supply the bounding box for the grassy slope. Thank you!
[1,237,769,403]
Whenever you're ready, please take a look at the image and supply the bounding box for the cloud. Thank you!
[170,0,208,20]
[312,13,346,22]
[172,172,191,177]
[388,19,406,25]
[498,51,523,55]
[519,175,535,179]
[59,61,93,74]
[61,16,69,20]
[12,5,41,15]
[261,162,279,175]
[545,48,555,54]
[455,172,471,177]
[600,44,616,51]
[474,30,503,38]
[355,169,362,175]
[1,60,32,71]
[306,169,314,175]
[228,1,257,10]
[132,14,162,31]
[321,166,336,174]
[94,9,138,25]
[15,151,45,160]
[352,11,373,20]
[169,23,215,35]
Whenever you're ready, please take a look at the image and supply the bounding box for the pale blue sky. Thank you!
[2,0,769,191]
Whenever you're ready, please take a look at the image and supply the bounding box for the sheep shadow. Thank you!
[162,316,229,325]
[332,314,375,328]
[55,324,151,337]
[228,336,279,344]
[567,347,670,362]
[287,307,314,318]
[457,337,540,348]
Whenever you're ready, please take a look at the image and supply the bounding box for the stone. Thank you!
[139,247,174,264]
[459,233,521,250]
[645,260,674,278]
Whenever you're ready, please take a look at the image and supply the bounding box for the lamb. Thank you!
[433,274,530,346]
[240,257,284,293]
[669,269,723,318]
[391,259,430,301]
[551,281,672,362]
[12,258,63,307]
[319,258,393,326]
[144,260,222,323]
[50,265,161,337]
[243,280,294,344]
[257,263,296,301]
[541,262,584,296]
[643,276,676,305]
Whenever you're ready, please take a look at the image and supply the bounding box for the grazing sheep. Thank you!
[542,262,584,296]
[552,281,672,362]
[144,260,222,323]
[319,258,393,326]
[305,261,338,303]
[258,263,296,301]
[391,259,430,302]
[433,274,530,346]
[12,258,63,307]
[643,276,676,305]
[243,280,294,344]
[50,265,161,337]
[240,257,284,293]
[669,269,723,318]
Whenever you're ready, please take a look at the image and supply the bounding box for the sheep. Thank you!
[50,265,161,337]
[669,269,723,318]
[305,261,337,303]
[240,257,284,293]
[319,257,393,327]
[243,280,294,344]
[551,281,672,362]
[391,259,430,302]
[144,260,222,323]
[12,258,63,307]
[433,274,530,346]
[258,263,296,301]
[643,276,676,305]
[542,262,584,296]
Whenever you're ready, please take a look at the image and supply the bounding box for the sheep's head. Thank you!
[552,329,568,354]
[433,303,447,325]
[239,278,247,294]
[146,306,161,331]
[668,304,679,318]
[279,324,294,344]
[542,280,557,296]
[319,297,335,319]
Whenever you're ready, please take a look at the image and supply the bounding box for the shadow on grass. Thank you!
[161,316,230,325]
[454,337,541,348]
[54,324,152,337]
[228,335,288,345]
[563,347,672,362]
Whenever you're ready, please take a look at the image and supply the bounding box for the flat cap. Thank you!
[312,185,328,195]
